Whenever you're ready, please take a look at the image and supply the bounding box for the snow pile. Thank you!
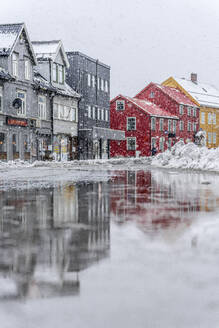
[151,141,219,171]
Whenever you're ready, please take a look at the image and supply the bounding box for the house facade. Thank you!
[135,82,200,143]
[0,23,44,161]
[110,95,178,158]
[162,74,219,148]
[66,51,124,160]
[32,41,80,161]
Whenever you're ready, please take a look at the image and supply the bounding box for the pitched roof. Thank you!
[33,70,56,92]
[154,83,198,107]
[112,95,178,119]
[32,40,69,68]
[0,23,37,64]
[0,66,13,81]
[171,77,219,109]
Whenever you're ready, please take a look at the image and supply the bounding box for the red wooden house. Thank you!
[110,95,179,158]
[135,82,200,143]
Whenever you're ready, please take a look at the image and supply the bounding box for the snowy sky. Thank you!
[1,0,219,98]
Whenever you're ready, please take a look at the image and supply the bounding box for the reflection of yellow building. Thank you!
[162,74,219,148]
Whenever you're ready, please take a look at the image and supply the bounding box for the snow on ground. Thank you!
[151,141,219,172]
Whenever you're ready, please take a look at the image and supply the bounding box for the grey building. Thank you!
[66,51,124,160]
[32,41,80,161]
[0,23,50,161]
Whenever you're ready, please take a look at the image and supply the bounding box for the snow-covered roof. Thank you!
[0,23,23,55]
[0,66,13,81]
[174,77,219,109]
[0,23,37,65]
[33,70,56,92]
[56,82,80,98]
[32,40,69,68]
[154,83,198,107]
[115,95,178,119]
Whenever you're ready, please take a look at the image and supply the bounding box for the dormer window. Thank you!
[58,65,64,84]
[116,100,125,110]
[24,59,30,80]
[12,53,18,77]
[53,63,58,82]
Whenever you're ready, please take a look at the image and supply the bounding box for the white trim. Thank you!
[127,137,136,151]
[127,117,136,131]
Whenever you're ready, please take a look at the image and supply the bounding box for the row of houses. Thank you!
[110,73,219,157]
[0,23,124,161]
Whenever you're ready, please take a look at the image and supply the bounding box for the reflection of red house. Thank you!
[135,82,200,143]
[110,95,178,158]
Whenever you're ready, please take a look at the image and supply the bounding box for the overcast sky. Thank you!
[0,0,219,97]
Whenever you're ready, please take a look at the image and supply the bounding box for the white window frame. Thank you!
[212,113,216,125]
[97,77,100,90]
[16,90,26,116]
[105,109,108,122]
[168,119,172,132]
[159,137,165,152]
[193,122,196,132]
[127,117,136,131]
[87,73,91,87]
[87,105,92,118]
[58,65,64,84]
[201,112,205,124]
[193,108,196,117]
[101,79,104,91]
[187,106,191,116]
[151,117,156,131]
[92,106,96,119]
[208,113,212,124]
[92,75,95,88]
[150,91,155,98]
[24,59,30,80]
[179,120,184,131]
[12,53,18,78]
[101,108,104,120]
[71,107,77,121]
[213,132,216,144]
[0,87,2,112]
[127,137,136,151]
[173,120,177,133]
[53,63,57,82]
[105,80,108,93]
[179,104,184,115]
[97,107,101,120]
[116,100,125,111]
[159,118,164,131]
[151,137,156,148]
[38,95,46,120]
[208,132,212,144]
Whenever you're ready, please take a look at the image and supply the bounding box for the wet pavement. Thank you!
[0,168,219,327]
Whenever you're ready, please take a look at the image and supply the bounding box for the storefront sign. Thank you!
[6,117,27,127]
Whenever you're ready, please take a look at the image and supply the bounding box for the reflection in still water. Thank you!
[0,182,110,300]
[0,169,217,301]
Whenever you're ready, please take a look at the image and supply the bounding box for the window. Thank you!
[92,106,96,119]
[12,53,18,77]
[159,118,164,131]
[179,104,184,115]
[212,113,216,125]
[101,108,104,120]
[97,77,100,90]
[150,91,155,98]
[16,90,26,116]
[127,117,136,131]
[101,79,104,91]
[92,75,95,88]
[187,106,191,116]
[208,132,212,144]
[87,105,92,118]
[0,87,2,112]
[58,104,64,119]
[116,100,125,110]
[151,117,156,130]
[179,121,184,131]
[213,132,216,144]
[193,123,196,132]
[87,73,91,87]
[105,109,108,121]
[71,107,77,121]
[58,65,64,84]
[201,112,205,124]
[159,137,165,152]
[53,63,58,82]
[97,107,101,120]
[187,121,192,132]
[127,137,136,150]
[208,113,212,124]
[193,108,197,117]
[38,95,46,119]
[173,120,177,133]
[105,80,109,93]
[24,59,30,80]
[151,137,156,148]
[168,119,172,132]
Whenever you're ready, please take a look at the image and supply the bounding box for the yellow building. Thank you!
[162,73,219,148]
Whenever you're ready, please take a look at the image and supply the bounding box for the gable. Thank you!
[13,29,36,64]
[53,42,69,68]
[54,49,65,66]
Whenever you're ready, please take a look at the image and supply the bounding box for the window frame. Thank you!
[179,104,184,115]
[201,112,205,124]
[159,118,164,131]
[151,117,156,131]
[0,86,3,112]
[38,95,47,120]
[179,120,184,131]
[12,52,19,78]
[116,100,125,111]
[24,58,30,80]
[16,90,26,116]
[127,117,136,131]
[127,137,136,151]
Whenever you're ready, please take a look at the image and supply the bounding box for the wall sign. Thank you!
[6,117,28,127]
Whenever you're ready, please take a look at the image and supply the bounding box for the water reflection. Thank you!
[0,182,110,300]
[0,169,218,301]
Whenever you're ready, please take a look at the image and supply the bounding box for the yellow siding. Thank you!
[162,77,219,148]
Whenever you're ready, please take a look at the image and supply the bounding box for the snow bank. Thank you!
[151,141,219,172]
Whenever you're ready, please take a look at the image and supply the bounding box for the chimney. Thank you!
[191,73,197,83]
